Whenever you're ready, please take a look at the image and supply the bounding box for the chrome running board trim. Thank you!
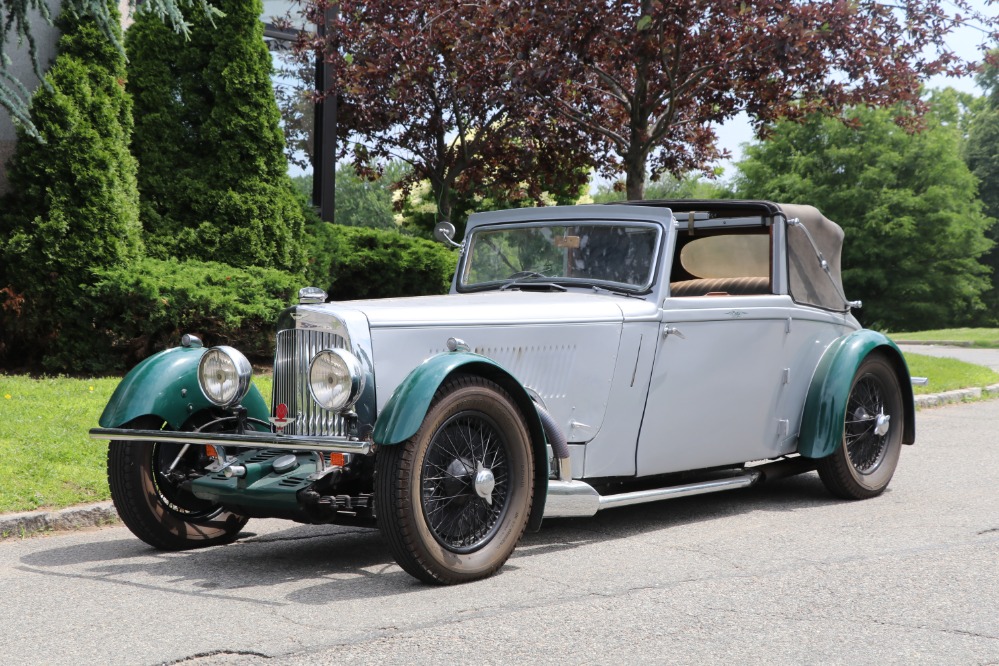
[543,470,761,519]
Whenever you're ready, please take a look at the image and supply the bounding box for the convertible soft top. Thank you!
[621,199,849,312]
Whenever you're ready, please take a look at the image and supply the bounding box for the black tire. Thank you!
[107,416,248,550]
[376,376,534,584]
[817,353,904,500]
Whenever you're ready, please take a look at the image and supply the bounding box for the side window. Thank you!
[669,228,772,297]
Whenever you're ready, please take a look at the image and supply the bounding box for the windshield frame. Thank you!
[456,218,665,295]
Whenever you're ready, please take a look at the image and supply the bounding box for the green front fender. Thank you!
[98,346,270,429]
[798,329,915,459]
[373,351,549,531]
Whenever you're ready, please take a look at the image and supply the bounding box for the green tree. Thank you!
[965,54,999,323]
[591,172,734,204]
[127,0,305,273]
[334,161,407,230]
[735,92,992,331]
[0,2,142,370]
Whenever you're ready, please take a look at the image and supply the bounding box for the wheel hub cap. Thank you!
[474,462,496,506]
[874,411,891,437]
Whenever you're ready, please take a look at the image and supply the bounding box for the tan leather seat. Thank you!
[669,276,771,297]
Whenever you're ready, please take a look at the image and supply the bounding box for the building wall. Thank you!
[0,3,63,196]
[0,0,132,196]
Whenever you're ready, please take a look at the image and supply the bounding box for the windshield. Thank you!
[460,222,661,292]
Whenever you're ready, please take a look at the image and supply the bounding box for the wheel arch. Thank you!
[98,346,270,430]
[798,330,915,459]
[373,351,549,531]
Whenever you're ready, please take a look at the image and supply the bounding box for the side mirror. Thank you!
[433,221,461,249]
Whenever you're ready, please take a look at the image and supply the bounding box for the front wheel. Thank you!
[817,353,904,500]
[376,376,535,584]
[107,416,248,550]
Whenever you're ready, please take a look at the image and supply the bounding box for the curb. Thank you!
[3,382,999,541]
[0,501,118,541]
[914,383,999,408]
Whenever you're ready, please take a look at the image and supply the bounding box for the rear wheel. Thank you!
[817,354,904,500]
[107,416,248,550]
[376,376,534,584]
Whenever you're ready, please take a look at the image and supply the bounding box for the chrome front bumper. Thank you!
[89,428,374,455]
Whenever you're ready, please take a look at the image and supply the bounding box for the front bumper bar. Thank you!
[89,427,374,456]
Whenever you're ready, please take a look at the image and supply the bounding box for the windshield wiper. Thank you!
[499,277,568,292]
[590,284,643,299]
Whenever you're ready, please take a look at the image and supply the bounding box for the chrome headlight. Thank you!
[198,346,252,408]
[309,349,364,411]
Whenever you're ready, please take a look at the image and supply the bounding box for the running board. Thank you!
[543,470,761,518]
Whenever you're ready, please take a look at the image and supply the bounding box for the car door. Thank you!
[635,216,798,476]
[635,294,793,476]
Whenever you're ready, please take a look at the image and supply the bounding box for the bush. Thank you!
[0,3,142,372]
[126,0,306,273]
[78,258,301,371]
[304,222,457,300]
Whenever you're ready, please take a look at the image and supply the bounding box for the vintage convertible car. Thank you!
[91,200,914,584]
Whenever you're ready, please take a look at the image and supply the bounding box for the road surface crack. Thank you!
[162,649,270,664]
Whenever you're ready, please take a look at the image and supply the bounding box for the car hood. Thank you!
[330,290,660,328]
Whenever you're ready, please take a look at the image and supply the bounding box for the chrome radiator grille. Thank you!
[273,328,349,437]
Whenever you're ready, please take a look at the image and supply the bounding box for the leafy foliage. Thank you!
[333,161,407,230]
[964,53,999,323]
[300,0,592,226]
[591,172,733,204]
[0,3,142,371]
[81,258,300,370]
[735,94,993,330]
[509,0,997,199]
[127,0,306,273]
[305,222,456,300]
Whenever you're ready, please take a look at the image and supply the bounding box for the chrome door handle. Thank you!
[663,326,685,339]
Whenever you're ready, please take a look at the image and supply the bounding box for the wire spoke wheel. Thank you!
[844,376,891,473]
[421,411,511,553]
[818,353,905,500]
[108,416,248,550]
[376,375,534,584]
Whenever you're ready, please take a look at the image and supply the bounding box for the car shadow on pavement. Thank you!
[15,470,852,604]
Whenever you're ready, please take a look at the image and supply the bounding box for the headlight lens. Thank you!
[198,346,252,408]
[309,349,363,411]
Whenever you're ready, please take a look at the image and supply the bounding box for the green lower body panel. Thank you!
[190,449,322,513]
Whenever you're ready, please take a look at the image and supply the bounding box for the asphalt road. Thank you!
[2,400,998,665]
[898,343,999,373]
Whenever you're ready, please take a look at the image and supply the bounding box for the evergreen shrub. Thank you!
[305,223,457,301]
[127,0,305,273]
[82,258,300,370]
[0,3,142,371]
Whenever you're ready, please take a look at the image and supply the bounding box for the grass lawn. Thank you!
[0,374,271,515]
[905,353,999,394]
[890,328,999,348]
[0,349,995,515]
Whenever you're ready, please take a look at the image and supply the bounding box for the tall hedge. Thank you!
[127,0,305,273]
[0,2,142,371]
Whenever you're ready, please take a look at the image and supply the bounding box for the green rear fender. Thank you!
[798,329,915,459]
[373,351,549,531]
[98,346,270,429]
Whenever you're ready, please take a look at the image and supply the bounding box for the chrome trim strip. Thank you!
[89,427,374,455]
[543,471,760,518]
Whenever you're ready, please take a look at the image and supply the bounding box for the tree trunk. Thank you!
[624,147,647,200]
